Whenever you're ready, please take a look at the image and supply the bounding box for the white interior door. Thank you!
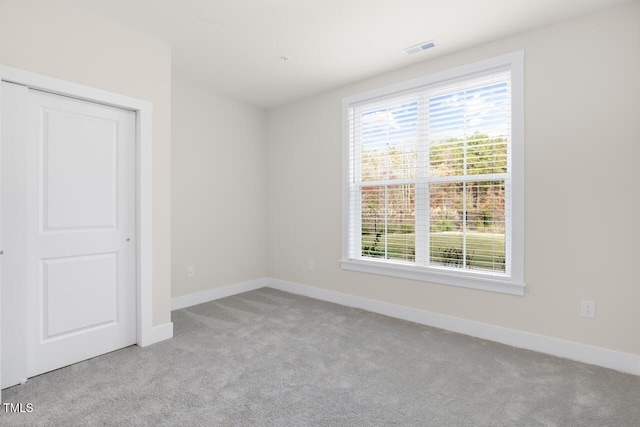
[1,86,137,380]
[27,89,137,377]
[1,82,29,388]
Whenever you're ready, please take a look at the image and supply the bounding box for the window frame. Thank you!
[340,51,525,296]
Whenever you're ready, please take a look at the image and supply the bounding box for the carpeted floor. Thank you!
[2,287,639,426]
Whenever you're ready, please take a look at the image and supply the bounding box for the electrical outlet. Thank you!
[187,266,195,278]
[307,260,315,272]
[581,300,595,318]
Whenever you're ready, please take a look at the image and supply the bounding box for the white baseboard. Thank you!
[170,277,640,375]
[171,278,268,311]
[267,278,640,376]
[138,322,173,347]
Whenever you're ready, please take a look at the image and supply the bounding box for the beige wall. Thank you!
[171,78,267,297]
[267,1,640,355]
[0,0,173,326]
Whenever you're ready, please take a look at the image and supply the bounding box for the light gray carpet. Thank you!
[2,287,639,426]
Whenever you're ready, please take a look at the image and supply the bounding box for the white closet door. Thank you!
[25,89,136,377]
[1,81,29,389]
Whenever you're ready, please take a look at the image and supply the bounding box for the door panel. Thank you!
[1,81,29,389]
[25,90,136,377]
[43,253,118,338]
[43,108,118,230]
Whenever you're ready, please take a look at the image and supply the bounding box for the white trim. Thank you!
[0,81,3,402]
[171,278,268,311]
[140,322,174,347]
[0,64,166,351]
[267,278,640,376]
[135,100,158,347]
[344,51,524,105]
[341,97,352,267]
[510,52,526,286]
[0,66,150,112]
[340,259,525,296]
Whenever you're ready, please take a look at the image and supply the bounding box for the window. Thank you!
[341,52,524,295]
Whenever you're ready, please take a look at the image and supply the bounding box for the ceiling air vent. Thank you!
[405,40,436,55]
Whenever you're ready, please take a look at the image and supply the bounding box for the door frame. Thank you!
[0,65,156,398]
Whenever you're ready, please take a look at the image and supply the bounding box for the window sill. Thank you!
[340,258,525,296]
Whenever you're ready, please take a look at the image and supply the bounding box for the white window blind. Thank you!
[342,52,524,294]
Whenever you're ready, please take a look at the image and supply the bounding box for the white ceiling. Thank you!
[65,0,628,108]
